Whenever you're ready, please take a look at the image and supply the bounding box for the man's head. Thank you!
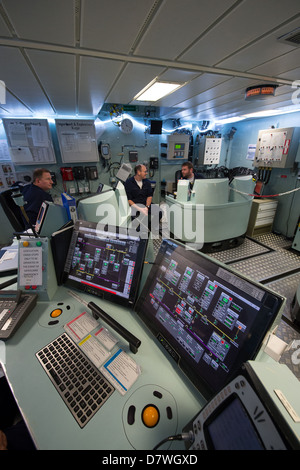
[134,164,148,180]
[33,168,53,191]
[181,161,194,179]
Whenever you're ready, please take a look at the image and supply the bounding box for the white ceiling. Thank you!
[0,0,300,123]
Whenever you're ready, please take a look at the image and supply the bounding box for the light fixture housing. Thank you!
[133,79,185,102]
[245,84,278,100]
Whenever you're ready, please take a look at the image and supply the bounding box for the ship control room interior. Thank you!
[0,0,300,451]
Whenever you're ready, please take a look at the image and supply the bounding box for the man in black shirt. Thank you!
[124,164,161,234]
[21,168,53,228]
[124,164,153,215]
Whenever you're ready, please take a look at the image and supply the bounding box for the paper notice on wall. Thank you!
[0,139,11,161]
[246,144,256,160]
[9,124,28,147]
[10,147,34,163]
[19,247,42,286]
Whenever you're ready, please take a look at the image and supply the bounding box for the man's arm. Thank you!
[145,196,152,208]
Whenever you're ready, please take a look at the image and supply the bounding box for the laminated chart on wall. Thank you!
[2,119,56,165]
[203,137,222,165]
[55,119,99,163]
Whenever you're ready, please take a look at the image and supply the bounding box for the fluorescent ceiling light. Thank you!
[133,80,185,102]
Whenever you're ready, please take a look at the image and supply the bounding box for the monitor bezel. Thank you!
[135,239,285,399]
[64,220,148,308]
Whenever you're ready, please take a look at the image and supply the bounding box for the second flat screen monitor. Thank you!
[64,220,147,307]
[135,239,284,399]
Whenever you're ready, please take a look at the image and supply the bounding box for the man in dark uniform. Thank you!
[124,164,161,234]
[21,168,53,228]
[124,164,153,215]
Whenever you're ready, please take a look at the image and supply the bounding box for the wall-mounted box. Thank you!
[253,127,300,168]
[167,133,189,160]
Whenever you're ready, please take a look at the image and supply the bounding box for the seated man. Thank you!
[124,164,161,234]
[180,161,203,189]
[21,168,53,228]
[177,161,204,198]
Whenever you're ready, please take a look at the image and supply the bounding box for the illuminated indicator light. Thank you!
[23,241,29,247]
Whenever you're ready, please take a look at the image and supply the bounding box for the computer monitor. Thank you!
[191,178,228,205]
[63,220,148,307]
[35,201,69,237]
[135,239,284,399]
[76,188,118,225]
[114,181,131,222]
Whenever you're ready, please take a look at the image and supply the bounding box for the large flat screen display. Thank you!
[64,220,147,307]
[135,239,284,399]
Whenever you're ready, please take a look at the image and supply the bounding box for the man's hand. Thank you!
[139,206,148,216]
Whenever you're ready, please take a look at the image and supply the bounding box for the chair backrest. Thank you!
[0,189,25,232]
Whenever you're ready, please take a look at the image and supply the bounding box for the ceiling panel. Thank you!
[0,45,55,115]
[25,49,76,115]
[279,66,300,80]
[78,56,124,115]
[0,92,33,116]
[249,48,300,77]
[179,0,300,66]
[0,12,12,36]
[0,0,299,122]
[2,0,75,46]
[134,0,237,60]
[159,76,245,110]
[80,0,155,53]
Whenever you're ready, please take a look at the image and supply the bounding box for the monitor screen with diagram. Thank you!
[64,220,147,307]
[135,239,284,399]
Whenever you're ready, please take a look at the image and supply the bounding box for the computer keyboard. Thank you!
[36,332,115,428]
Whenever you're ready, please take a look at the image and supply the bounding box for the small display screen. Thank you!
[174,144,185,150]
[205,396,264,450]
[135,239,284,398]
[64,220,147,307]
